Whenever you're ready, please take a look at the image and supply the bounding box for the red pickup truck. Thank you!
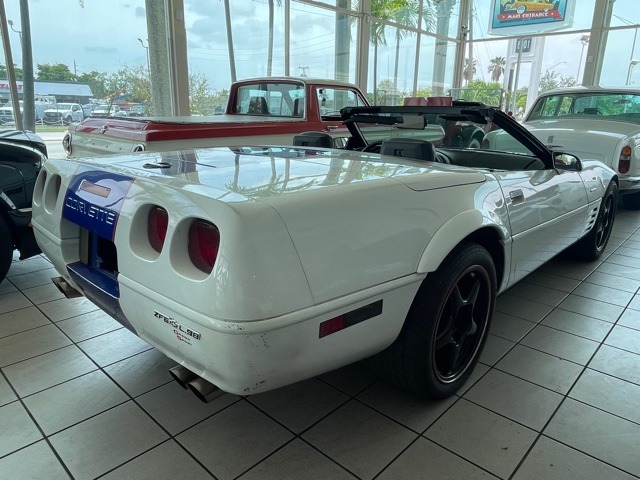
[63,77,369,157]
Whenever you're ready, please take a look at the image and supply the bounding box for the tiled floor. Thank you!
[2,211,640,480]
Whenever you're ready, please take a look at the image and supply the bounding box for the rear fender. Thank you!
[417,209,510,278]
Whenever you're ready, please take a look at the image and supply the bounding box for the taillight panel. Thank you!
[619,145,633,174]
[148,206,169,253]
[188,220,220,274]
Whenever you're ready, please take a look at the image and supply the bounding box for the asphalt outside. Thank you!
[37,131,66,160]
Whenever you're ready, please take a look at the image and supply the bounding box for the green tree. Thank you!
[76,71,109,98]
[457,80,505,107]
[36,63,75,81]
[539,69,577,93]
[0,64,23,79]
[189,72,221,115]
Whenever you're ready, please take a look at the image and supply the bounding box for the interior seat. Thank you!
[380,138,448,163]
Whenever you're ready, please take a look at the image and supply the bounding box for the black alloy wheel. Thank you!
[432,264,492,384]
[370,243,496,399]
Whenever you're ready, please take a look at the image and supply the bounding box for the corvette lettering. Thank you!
[154,310,201,340]
[65,196,116,225]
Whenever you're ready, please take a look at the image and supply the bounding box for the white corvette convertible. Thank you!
[31,104,617,401]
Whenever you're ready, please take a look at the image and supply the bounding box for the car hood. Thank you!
[68,146,487,202]
[523,118,639,163]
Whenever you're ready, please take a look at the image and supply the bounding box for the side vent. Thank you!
[584,204,600,234]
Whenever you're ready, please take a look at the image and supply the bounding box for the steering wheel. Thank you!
[361,141,383,153]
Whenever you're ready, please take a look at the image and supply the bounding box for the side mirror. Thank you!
[554,152,582,171]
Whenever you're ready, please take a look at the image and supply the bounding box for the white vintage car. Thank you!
[520,86,640,208]
[31,104,617,401]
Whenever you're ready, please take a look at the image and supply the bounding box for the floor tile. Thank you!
[78,328,152,367]
[2,345,96,397]
[137,381,238,435]
[23,370,129,435]
[56,309,123,342]
[496,345,583,394]
[588,344,640,386]
[512,436,637,480]
[0,324,72,368]
[605,252,640,269]
[302,399,416,480]
[6,256,53,277]
[21,283,66,305]
[595,261,640,281]
[37,297,99,322]
[605,325,640,354]
[0,440,71,480]
[7,267,59,290]
[541,308,613,342]
[318,361,379,396]
[0,401,42,457]
[238,438,358,480]
[519,271,582,293]
[585,270,640,293]
[377,437,498,479]
[464,369,563,431]
[501,283,568,307]
[544,398,640,477]
[617,309,640,331]
[0,291,32,315]
[479,334,515,366]
[100,440,213,480]
[357,381,457,433]
[456,362,490,396]
[489,311,536,342]
[103,349,176,398]
[425,399,537,479]
[0,306,50,338]
[572,283,635,307]
[494,295,554,323]
[556,294,624,322]
[539,260,595,281]
[628,294,640,311]
[249,377,349,434]
[177,400,293,480]
[49,401,168,480]
[0,374,16,407]
[520,324,599,365]
[569,369,640,424]
[0,278,17,294]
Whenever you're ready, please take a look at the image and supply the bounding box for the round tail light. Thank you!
[188,220,220,274]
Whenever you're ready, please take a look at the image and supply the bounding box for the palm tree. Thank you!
[390,1,420,90]
[463,58,477,85]
[488,56,506,82]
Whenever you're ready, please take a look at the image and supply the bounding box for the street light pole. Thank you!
[7,19,21,47]
[138,37,150,78]
[627,59,640,85]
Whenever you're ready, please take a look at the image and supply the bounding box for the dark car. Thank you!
[0,129,46,282]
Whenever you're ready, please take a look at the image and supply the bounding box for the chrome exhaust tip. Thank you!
[169,365,199,389]
[188,377,225,403]
[52,277,83,299]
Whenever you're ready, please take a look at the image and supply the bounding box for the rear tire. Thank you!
[0,216,14,283]
[371,243,496,399]
[571,182,617,261]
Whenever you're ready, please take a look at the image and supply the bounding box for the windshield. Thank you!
[527,92,640,124]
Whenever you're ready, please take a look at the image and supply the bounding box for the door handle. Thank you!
[509,189,525,204]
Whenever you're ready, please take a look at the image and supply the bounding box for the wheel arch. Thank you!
[417,211,508,290]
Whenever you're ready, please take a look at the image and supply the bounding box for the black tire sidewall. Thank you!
[396,243,496,398]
